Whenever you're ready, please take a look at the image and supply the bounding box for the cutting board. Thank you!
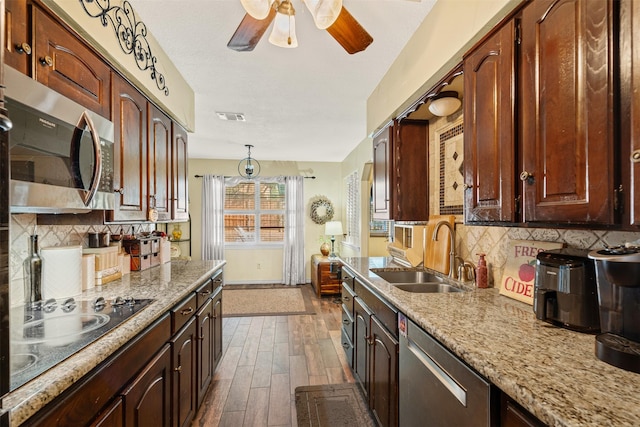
[424,215,456,274]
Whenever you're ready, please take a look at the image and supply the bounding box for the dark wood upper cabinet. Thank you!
[619,0,640,227]
[372,120,429,221]
[172,123,189,221]
[111,73,148,222]
[463,19,516,223]
[149,105,172,222]
[519,0,614,224]
[4,0,29,74]
[373,126,392,219]
[33,7,111,118]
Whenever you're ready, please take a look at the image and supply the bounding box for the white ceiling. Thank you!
[131,0,437,162]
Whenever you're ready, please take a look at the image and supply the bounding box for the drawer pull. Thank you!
[199,290,211,296]
[342,342,350,349]
[343,296,351,302]
[342,319,351,325]
[180,307,194,316]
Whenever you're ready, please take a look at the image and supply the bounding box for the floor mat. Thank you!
[222,284,316,317]
[295,383,375,427]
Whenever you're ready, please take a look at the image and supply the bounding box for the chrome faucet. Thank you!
[432,221,457,279]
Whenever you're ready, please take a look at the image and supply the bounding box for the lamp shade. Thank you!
[428,91,461,117]
[240,0,272,20]
[269,8,298,48]
[304,0,342,29]
[325,221,343,236]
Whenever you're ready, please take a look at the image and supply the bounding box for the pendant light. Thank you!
[303,0,342,29]
[240,0,273,20]
[269,0,298,48]
[238,145,261,179]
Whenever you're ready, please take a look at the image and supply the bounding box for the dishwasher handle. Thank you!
[407,337,467,407]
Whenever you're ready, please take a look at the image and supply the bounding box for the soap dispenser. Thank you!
[476,253,488,288]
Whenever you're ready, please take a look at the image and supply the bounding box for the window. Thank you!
[345,171,360,247]
[224,180,285,245]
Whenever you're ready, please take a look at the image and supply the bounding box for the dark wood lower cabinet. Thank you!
[500,392,545,427]
[351,279,399,427]
[122,344,172,427]
[171,317,197,427]
[196,298,214,408]
[212,287,223,368]
[370,316,398,427]
[89,397,124,427]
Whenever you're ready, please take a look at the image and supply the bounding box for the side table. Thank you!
[310,254,342,298]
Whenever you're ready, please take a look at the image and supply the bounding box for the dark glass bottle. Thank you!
[24,235,42,308]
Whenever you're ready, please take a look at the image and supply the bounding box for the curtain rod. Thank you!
[194,175,316,179]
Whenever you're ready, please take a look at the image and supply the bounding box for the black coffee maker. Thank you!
[534,248,600,332]
[588,247,640,373]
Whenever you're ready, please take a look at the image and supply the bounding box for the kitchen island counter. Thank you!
[3,259,225,426]
[343,256,640,427]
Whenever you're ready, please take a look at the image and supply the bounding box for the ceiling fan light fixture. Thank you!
[269,1,298,48]
[240,0,273,20]
[428,91,461,117]
[304,0,342,30]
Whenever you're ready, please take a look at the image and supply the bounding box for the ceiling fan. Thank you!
[227,0,373,54]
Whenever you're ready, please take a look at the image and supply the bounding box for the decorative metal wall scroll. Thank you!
[80,0,169,96]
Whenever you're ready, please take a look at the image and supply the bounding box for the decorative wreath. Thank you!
[310,197,335,225]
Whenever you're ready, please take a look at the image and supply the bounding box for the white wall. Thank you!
[188,159,343,284]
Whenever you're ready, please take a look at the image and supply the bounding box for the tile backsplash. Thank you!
[9,214,153,306]
[455,223,640,287]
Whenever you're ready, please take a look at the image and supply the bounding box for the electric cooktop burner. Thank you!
[9,297,154,391]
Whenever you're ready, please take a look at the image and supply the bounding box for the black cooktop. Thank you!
[10,297,154,391]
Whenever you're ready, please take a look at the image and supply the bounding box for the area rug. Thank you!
[222,285,316,317]
[295,383,375,427]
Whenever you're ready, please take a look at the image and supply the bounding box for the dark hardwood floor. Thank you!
[192,284,354,426]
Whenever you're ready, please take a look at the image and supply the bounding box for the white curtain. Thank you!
[282,176,305,285]
[201,175,225,260]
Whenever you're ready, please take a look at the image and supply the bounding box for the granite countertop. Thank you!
[342,256,640,427]
[3,259,225,426]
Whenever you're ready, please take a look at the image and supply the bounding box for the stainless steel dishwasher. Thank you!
[399,317,492,426]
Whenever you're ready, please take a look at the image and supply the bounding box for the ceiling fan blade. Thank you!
[227,8,276,52]
[326,7,373,54]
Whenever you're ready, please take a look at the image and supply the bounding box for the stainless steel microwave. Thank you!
[5,66,114,213]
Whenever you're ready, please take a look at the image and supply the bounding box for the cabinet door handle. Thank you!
[519,170,535,184]
[180,307,194,316]
[342,318,351,325]
[463,183,473,190]
[174,365,182,372]
[342,342,350,349]
[632,150,640,163]
[114,187,124,195]
[39,55,53,67]
[342,296,350,302]
[15,42,31,55]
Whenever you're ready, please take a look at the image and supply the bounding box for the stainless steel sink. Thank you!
[373,270,445,284]
[393,283,463,293]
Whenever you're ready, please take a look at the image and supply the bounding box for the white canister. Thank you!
[41,245,83,300]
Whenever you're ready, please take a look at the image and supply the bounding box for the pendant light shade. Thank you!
[269,0,298,48]
[240,0,273,20]
[428,91,461,117]
[238,145,261,179]
[304,0,342,30]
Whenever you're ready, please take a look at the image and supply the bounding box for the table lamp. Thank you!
[324,221,343,258]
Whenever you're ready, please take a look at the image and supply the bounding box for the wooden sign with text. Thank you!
[499,240,565,305]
